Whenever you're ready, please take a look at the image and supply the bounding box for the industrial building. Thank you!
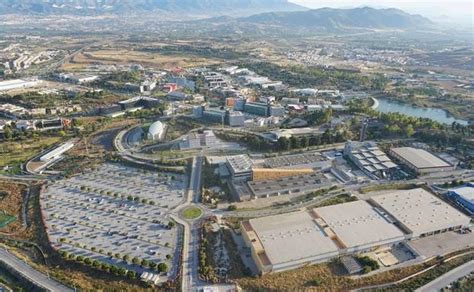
[446,183,474,215]
[344,141,398,180]
[0,78,41,92]
[313,201,406,253]
[389,147,455,174]
[226,155,253,180]
[246,172,332,199]
[252,168,314,182]
[241,200,406,274]
[147,121,165,141]
[242,188,472,274]
[40,142,75,162]
[241,212,340,274]
[263,152,328,169]
[369,188,471,238]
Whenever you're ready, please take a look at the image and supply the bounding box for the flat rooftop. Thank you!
[226,155,253,174]
[449,186,474,201]
[248,212,339,266]
[313,201,405,249]
[391,147,451,169]
[248,172,329,197]
[370,188,471,236]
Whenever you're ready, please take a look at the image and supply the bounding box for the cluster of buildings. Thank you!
[241,188,471,274]
[223,153,335,201]
[1,48,59,73]
[193,106,245,127]
[344,141,399,180]
[344,142,457,180]
[97,96,161,117]
[179,130,218,150]
[54,73,99,85]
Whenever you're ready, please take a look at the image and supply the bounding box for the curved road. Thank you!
[416,260,474,292]
[0,249,72,292]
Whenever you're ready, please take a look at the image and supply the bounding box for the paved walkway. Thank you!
[0,249,72,292]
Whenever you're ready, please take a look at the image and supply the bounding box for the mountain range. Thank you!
[0,0,306,16]
[240,7,433,31]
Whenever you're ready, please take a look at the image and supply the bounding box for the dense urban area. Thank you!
[0,1,473,291]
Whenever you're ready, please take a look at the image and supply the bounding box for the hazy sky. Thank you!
[290,0,473,24]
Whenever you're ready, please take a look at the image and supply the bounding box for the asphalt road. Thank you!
[416,260,474,292]
[0,249,72,292]
[177,155,205,291]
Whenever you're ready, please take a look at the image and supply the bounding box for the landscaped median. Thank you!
[181,206,203,220]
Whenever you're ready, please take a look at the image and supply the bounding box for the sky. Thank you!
[290,0,473,25]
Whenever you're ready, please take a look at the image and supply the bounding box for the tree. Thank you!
[167,221,175,229]
[123,255,130,263]
[132,257,140,265]
[118,267,127,276]
[3,127,12,140]
[289,136,299,149]
[157,263,168,273]
[277,137,290,151]
[300,136,309,148]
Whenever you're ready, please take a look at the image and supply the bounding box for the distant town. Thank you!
[0,1,473,291]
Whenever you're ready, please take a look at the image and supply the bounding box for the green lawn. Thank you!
[0,212,16,228]
[181,206,202,220]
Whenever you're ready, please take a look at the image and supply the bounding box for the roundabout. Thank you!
[181,206,203,220]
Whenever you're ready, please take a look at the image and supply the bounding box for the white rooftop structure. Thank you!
[313,201,406,252]
[390,147,453,173]
[147,121,165,141]
[226,155,253,179]
[449,186,474,199]
[247,212,339,271]
[370,188,471,238]
[0,78,41,92]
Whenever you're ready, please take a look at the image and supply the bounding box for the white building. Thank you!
[147,121,165,141]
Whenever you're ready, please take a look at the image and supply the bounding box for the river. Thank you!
[374,98,469,126]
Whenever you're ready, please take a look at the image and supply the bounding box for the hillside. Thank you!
[241,7,433,31]
[0,0,306,16]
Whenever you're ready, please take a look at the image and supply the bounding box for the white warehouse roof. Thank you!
[370,188,470,237]
[391,147,451,169]
[313,200,406,251]
[248,212,339,267]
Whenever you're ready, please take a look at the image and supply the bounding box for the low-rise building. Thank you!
[369,188,471,238]
[389,147,455,174]
[344,141,398,180]
[226,155,253,180]
[446,184,474,215]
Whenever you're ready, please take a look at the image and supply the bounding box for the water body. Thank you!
[375,98,469,126]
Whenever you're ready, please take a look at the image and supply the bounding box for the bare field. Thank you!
[63,49,221,70]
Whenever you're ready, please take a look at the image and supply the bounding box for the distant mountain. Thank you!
[0,0,306,16]
[240,7,434,31]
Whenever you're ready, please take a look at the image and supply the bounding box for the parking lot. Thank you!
[41,163,187,282]
[263,152,328,168]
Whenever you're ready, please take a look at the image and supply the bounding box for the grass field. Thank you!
[0,212,16,228]
[0,136,62,168]
[182,206,202,220]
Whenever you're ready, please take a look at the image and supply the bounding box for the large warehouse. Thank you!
[370,188,470,238]
[242,188,471,274]
[241,200,407,274]
[389,147,455,174]
[447,183,474,215]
